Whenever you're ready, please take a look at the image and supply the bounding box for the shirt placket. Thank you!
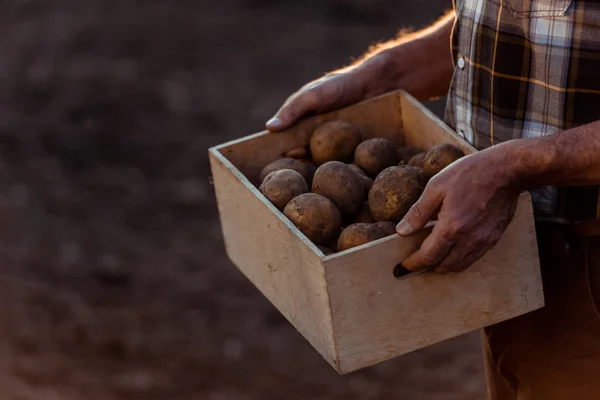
[453,0,485,148]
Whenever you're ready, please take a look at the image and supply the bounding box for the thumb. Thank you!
[266,90,319,132]
[396,190,441,236]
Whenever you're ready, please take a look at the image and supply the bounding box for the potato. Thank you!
[354,138,399,177]
[407,152,426,168]
[284,193,342,246]
[423,143,465,178]
[374,221,397,236]
[310,121,362,165]
[347,163,373,197]
[284,147,309,159]
[312,161,364,217]
[397,146,422,165]
[260,157,314,185]
[354,201,375,223]
[296,159,318,183]
[337,223,388,252]
[368,166,428,222]
[259,169,308,210]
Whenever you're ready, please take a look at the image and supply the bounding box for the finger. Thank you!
[436,233,497,274]
[433,244,469,274]
[455,247,488,272]
[396,186,443,236]
[267,73,358,132]
[401,223,454,272]
[266,86,322,132]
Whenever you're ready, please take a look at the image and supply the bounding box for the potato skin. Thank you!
[374,221,397,236]
[354,138,399,177]
[423,143,465,178]
[407,152,426,168]
[368,166,428,222]
[347,163,373,197]
[397,146,422,165]
[312,161,364,217]
[310,121,362,165]
[259,169,308,210]
[284,193,342,246]
[337,222,392,252]
[336,223,379,252]
[260,158,314,185]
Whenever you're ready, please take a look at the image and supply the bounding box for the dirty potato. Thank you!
[407,152,427,168]
[310,121,362,165]
[284,193,342,246]
[354,138,399,177]
[374,221,397,236]
[312,161,364,217]
[337,223,387,252]
[260,157,314,185]
[368,166,428,222]
[423,143,465,178]
[259,169,308,210]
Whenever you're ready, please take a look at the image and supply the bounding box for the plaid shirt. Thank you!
[445,0,600,213]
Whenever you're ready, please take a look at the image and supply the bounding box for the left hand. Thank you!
[396,149,521,274]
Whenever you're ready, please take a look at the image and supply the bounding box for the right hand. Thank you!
[265,67,372,132]
[265,13,456,132]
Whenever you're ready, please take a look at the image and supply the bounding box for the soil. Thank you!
[0,1,485,399]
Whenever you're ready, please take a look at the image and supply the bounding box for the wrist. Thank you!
[485,138,557,191]
[361,34,453,101]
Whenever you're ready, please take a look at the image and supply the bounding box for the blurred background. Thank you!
[0,0,485,399]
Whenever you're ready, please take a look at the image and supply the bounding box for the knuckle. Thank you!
[472,233,489,247]
[420,252,442,267]
[443,222,462,239]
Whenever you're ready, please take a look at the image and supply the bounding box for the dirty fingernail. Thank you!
[396,220,412,235]
[266,117,282,129]
[393,263,412,278]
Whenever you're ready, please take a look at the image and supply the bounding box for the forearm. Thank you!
[338,11,456,101]
[486,121,600,189]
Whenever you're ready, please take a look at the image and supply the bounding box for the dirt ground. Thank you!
[0,1,486,399]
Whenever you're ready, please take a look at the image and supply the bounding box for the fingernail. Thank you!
[393,263,412,278]
[266,117,282,129]
[396,220,412,235]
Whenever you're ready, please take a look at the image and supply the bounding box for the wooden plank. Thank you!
[208,148,339,368]
[399,91,477,155]
[215,91,405,183]
[323,193,543,374]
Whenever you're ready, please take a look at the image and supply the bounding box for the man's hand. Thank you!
[266,68,374,132]
[396,151,521,274]
[266,12,456,132]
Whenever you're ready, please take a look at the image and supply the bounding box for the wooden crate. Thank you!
[208,90,544,374]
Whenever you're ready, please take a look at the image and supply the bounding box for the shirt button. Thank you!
[457,56,465,69]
